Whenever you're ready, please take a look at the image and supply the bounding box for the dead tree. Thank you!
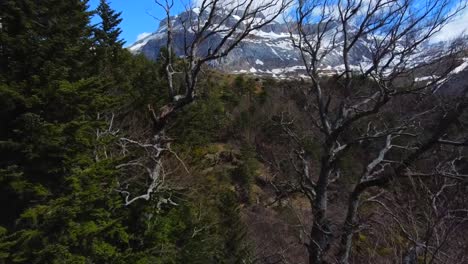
[151,0,290,131]
[115,0,290,205]
[361,151,468,264]
[285,0,468,263]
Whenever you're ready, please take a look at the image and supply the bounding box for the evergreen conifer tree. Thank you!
[93,0,125,74]
[0,0,96,228]
[95,0,124,49]
[0,1,254,263]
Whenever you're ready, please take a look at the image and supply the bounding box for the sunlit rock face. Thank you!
[128,8,377,77]
[129,8,466,83]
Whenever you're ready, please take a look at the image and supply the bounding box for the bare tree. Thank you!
[352,149,468,264]
[115,0,290,206]
[151,0,291,131]
[283,0,468,263]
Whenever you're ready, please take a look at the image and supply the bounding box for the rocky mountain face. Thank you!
[128,8,468,83]
[127,8,375,77]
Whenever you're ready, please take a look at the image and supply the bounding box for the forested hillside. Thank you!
[0,1,252,262]
[1,0,467,263]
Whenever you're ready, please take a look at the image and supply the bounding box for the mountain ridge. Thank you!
[127,8,377,77]
[128,8,468,81]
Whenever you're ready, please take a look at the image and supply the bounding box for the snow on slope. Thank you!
[128,8,453,79]
[451,58,468,74]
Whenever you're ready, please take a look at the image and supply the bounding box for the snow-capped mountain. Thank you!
[128,8,467,81]
[127,8,374,77]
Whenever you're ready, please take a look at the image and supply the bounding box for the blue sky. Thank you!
[88,0,468,46]
[88,0,186,46]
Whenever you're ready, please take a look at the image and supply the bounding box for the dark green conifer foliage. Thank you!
[0,1,135,261]
[93,0,125,75]
[95,0,124,49]
[0,0,93,83]
[0,1,253,263]
[0,0,96,227]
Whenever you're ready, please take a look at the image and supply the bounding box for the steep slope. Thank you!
[128,8,373,77]
[129,7,468,87]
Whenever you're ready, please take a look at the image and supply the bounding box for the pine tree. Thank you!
[0,0,93,83]
[0,1,255,263]
[0,0,96,227]
[93,0,125,74]
[95,0,124,48]
[0,2,128,262]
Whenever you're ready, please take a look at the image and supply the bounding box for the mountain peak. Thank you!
[127,8,410,78]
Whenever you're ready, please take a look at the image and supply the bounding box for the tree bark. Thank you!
[337,191,360,264]
[308,156,333,263]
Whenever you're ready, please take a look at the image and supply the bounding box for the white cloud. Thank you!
[136,32,152,42]
[432,7,468,42]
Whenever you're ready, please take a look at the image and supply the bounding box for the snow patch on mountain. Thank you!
[451,58,468,74]
[127,8,449,78]
[415,75,439,82]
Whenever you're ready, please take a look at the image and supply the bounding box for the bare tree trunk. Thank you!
[286,0,467,262]
[309,204,331,263]
[309,169,332,263]
[402,245,422,264]
[337,191,360,264]
[165,10,175,99]
[309,148,337,263]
